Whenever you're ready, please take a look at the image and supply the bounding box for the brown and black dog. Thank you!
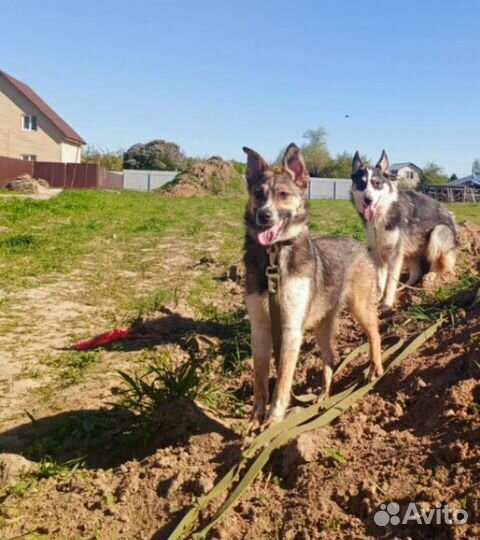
[243,143,383,426]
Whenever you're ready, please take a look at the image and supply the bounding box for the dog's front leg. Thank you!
[382,251,404,308]
[377,263,388,301]
[266,328,303,424]
[266,277,310,425]
[246,293,272,424]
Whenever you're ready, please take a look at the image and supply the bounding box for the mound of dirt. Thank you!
[6,175,50,194]
[457,221,480,274]
[160,157,244,197]
[0,453,38,488]
[1,308,479,539]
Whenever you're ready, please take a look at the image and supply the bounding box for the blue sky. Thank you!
[2,0,479,176]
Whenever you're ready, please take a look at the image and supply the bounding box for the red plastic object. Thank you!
[75,328,132,351]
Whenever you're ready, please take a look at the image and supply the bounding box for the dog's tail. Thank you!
[426,222,457,274]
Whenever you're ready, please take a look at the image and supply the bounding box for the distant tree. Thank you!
[275,127,331,176]
[449,173,458,182]
[418,162,449,190]
[322,151,355,179]
[472,159,480,177]
[300,128,331,176]
[123,139,187,170]
[82,145,123,171]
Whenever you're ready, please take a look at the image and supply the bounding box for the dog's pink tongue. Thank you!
[364,205,375,222]
[257,224,281,246]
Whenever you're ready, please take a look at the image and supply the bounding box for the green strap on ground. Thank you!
[168,319,443,540]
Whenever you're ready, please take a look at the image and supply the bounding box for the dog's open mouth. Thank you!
[257,222,282,246]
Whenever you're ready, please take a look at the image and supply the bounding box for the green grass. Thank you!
[324,448,348,465]
[0,191,244,290]
[117,355,219,417]
[1,192,478,292]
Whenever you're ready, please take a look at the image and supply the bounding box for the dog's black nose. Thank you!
[364,195,373,206]
[257,208,273,224]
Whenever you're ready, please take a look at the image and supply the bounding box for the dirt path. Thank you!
[0,277,96,425]
[0,227,232,434]
[0,188,63,201]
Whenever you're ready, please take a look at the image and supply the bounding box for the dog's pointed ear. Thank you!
[376,150,390,175]
[282,143,309,188]
[352,151,363,176]
[243,146,268,187]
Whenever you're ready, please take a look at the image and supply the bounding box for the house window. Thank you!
[22,115,37,131]
[21,154,36,161]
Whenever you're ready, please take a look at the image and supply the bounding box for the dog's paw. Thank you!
[250,402,266,425]
[262,416,280,430]
[368,365,384,382]
[263,406,285,429]
[380,303,395,318]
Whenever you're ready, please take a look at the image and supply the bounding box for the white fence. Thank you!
[308,178,352,200]
[123,170,178,192]
[121,170,351,199]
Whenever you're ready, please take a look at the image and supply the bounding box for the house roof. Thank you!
[448,175,480,187]
[390,162,422,173]
[0,70,86,145]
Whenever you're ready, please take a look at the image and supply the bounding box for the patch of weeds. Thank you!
[272,475,282,487]
[0,233,38,252]
[25,368,44,380]
[324,448,347,465]
[36,456,84,479]
[134,217,172,233]
[199,305,251,373]
[435,273,480,302]
[223,336,251,375]
[468,402,480,415]
[217,390,246,418]
[102,492,116,508]
[117,353,219,418]
[0,457,83,505]
[44,351,99,387]
[256,493,269,505]
[407,303,459,327]
[408,305,438,323]
[322,517,344,531]
[0,477,38,503]
[186,220,207,236]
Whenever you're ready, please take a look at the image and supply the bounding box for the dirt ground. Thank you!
[0,220,479,540]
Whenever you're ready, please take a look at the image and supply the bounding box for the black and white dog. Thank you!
[351,150,458,308]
